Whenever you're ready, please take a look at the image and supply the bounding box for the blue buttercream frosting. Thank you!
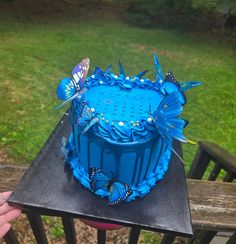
[56,55,199,204]
[65,133,172,201]
[76,75,165,143]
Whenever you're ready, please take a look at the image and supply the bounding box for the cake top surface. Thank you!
[83,85,163,122]
[56,55,201,144]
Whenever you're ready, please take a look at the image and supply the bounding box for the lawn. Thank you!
[0,1,235,172]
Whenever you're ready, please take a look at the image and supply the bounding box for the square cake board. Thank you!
[8,112,193,237]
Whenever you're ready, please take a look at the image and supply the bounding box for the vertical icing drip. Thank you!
[135,154,144,185]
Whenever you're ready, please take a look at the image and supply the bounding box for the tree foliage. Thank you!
[121,0,236,31]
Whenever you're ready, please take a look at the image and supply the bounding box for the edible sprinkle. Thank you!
[118,121,124,127]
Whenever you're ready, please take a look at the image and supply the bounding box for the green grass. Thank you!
[0,2,235,172]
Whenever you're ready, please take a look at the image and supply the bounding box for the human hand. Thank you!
[0,191,21,239]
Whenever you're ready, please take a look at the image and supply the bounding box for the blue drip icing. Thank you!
[66,133,172,202]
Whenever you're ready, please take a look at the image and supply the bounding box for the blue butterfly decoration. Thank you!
[93,65,112,78]
[153,54,201,98]
[61,136,74,162]
[151,92,189,163]
[154,54,165,84]
[119,61,126,77]
[136,69,149,78]
[56,58,90,109]
[76,101,99,133]
[164,71,187,105]
[152,92,188,143]
[118,61,148,79]
[89,167,133,206]
[180,81,202,91]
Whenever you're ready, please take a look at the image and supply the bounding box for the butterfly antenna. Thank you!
[160,133,185,164]
[171,147,185,164]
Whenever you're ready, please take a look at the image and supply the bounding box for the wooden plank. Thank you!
[187,147,211,179]
[187,179,236,232]
[223,171,235,182]
[208,162,222,181]
[199,141,236,173]
[0,165,27,192]
[1,166,236,232]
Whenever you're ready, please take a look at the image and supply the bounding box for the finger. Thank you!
[0,209,21,227]
[0,192,12,206]
[0,223,11,239]
[0,202,15,216]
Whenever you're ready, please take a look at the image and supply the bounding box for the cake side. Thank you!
[65,131,172,201]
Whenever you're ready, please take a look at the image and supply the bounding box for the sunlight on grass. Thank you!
[0,7,235,169]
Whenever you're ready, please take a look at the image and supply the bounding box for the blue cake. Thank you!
[56,55,201,205]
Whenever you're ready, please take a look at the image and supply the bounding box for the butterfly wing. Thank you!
[136,70,149,78]
[56,77,77,100]
[89,168,111,192]
[152,92,187,142]
[180,81,202,91]
[154,54,164,84]
[167,118,188,142]
[76,103,92,126]
[83,116,99,133]
[158,92,183,118]
[119,61,126,76]
[56,58,89,107]
[104,65,112,75]
[61,137,74,162]
[163,72,186,105]
[164,71,180,85]
[76,102,99,133]
[72,58,90,89]
[108,182,133,206]
[61,136,67,157]
[93,66,104,77]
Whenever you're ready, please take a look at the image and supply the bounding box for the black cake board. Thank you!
[8,112,193,237]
